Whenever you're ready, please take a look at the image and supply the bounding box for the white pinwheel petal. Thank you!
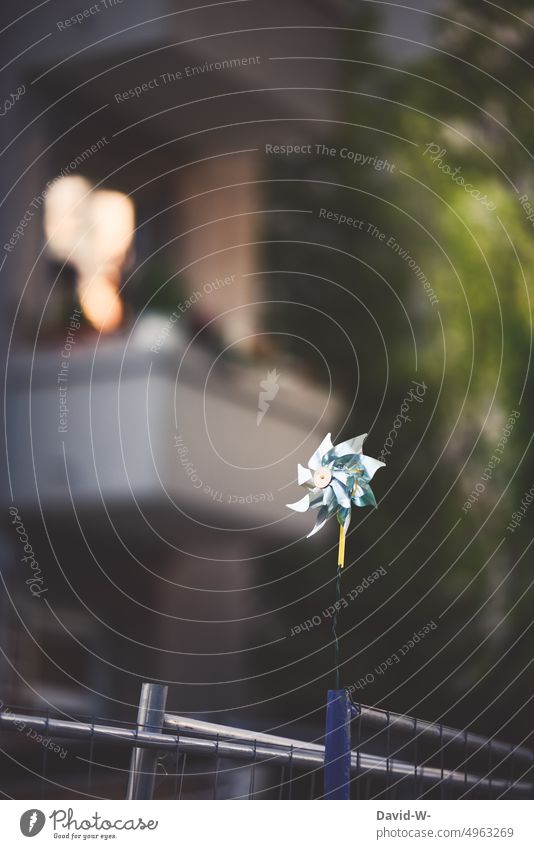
[297,464,313,485]
[307,514,329,537]
[332,470,350,486]
[354,484,364,498]
[323,484,336,509]
[308,491,325,509]
[307,503,336,537]
[308,433,333,470]
[331,477,351,509]
[286,494,311,512]
[361,454,385,480]
[333,433,367,457]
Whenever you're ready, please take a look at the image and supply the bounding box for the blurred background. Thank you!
[0,0,533,798]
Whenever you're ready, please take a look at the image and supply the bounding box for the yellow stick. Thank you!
[338,523,346,568]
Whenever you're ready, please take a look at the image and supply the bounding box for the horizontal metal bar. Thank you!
[164,713,324,753]
[163,712,531,794]
[1,711,531,795]
[356,705,534,765]
[0,712,170,749]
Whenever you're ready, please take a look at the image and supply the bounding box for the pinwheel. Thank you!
[287,431,385,799]
[287,433,385,567]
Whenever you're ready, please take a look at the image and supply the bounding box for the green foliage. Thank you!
[265,2,534,724]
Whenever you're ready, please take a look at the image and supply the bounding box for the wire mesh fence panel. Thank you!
[0,702,139,800]
[0,692,532,800]
[350,703,534,800]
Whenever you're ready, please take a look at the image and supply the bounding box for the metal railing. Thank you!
[0,683,532,800]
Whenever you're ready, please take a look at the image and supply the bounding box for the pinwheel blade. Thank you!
[331,433,367,458]
[297,463,313,485]
[307,503,336,537]
[338,506,351,533]
[361,454,386,481]
[353,484,377,508]
[308,433,333,470]
[332,470,351,486]
[331,477,351,509]
[286,494,311,512]
[323,484,336,510]
[287,491,323,512]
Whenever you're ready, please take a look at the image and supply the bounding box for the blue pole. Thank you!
[324,689,352,799]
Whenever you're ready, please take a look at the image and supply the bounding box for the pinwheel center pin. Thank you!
[313,467,332,488]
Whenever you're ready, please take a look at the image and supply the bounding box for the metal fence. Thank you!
[0,683,532,800]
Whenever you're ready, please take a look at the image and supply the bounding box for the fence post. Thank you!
[127,682,168,800]
[323,689,352,800]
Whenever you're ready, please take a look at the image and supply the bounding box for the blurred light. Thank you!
[44,177,135,333]
[88,189,135,271]
[44,176,91,265]
[79,273,123,335]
